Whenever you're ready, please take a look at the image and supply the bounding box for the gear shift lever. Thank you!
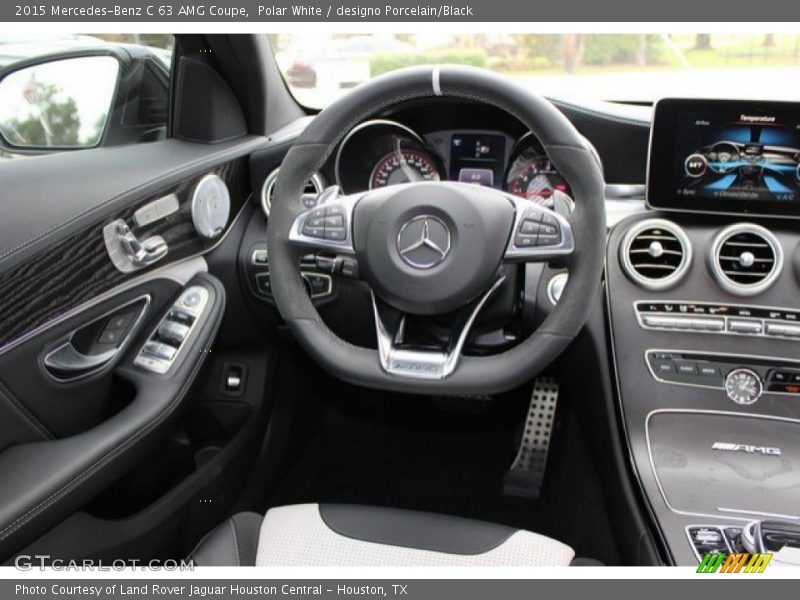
[741,520,800,566]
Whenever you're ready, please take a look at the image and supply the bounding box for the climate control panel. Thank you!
[637,301,800,340]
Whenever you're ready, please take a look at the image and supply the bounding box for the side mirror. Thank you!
[0,55,120,150]
[0,45,170,157]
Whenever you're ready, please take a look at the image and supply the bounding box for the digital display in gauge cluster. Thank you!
[449,133,507,188]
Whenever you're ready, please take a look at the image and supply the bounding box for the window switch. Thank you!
[143,341,177,361]
[168,309,195,326]
[158,321,190,345]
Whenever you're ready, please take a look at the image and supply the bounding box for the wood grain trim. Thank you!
[0,158,249,349]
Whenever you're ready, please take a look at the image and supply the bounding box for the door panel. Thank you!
[0,135,264,560]
[0,154,249,350]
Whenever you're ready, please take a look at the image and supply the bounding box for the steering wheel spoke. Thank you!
[503,192,575,263]
[288,185,362,255]
[372,276,506,380]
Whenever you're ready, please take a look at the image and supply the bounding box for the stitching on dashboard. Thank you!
[0,277,223,542]
[0,139,263,266]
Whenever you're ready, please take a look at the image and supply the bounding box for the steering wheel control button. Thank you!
[251,248,268,266]
[339,258,360,279]
[255,273,272,296]
[724,368,763,405]
[302,224,325,238]
[301,272,333,298]
[537,214,562,246]
[324,228,347,241]
[294,200,351,247]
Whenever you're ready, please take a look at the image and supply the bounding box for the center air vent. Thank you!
[710,224,782,296]
[261,168,324,217]
[620,219,692,290]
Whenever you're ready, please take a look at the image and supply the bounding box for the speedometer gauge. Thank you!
[370,149,441,189]
[507,155,571,203]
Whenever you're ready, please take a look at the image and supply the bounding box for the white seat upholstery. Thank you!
[190,503,576,567]
[256,504,575,567]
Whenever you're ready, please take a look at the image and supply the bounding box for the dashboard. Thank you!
[333,118,573,209]
[248,94,800,565]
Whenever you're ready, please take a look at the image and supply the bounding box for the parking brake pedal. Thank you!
[503,377,559,499]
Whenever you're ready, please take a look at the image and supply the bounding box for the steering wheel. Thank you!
[267,65,606,395]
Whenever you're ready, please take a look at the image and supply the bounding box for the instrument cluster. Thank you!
[334,120,573,207]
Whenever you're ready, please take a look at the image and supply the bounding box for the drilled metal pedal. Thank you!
[503,377,559,499]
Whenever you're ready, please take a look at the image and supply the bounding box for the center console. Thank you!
[608,98,800,565]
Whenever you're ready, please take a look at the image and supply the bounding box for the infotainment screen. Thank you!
[648,98,800,217]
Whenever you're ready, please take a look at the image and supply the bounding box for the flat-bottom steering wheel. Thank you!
[267,65,606,395]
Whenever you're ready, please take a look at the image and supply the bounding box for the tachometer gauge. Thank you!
[507,155,571,204]
[370,149,441,189]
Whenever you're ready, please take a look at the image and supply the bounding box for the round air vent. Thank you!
[709,223,782,296]
[261,168,324,217]
[620,219,692,290]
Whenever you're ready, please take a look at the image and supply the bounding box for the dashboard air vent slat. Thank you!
[620,219,691,290]
[709,224,782,296]
[260,168,324,217]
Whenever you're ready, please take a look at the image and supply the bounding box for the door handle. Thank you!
[43,342,120,378]
[41,295,151,381]
[104,219,168,273]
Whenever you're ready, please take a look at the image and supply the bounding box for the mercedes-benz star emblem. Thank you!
[396,215,451,269]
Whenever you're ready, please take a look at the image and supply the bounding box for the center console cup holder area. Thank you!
[647,411,800,522]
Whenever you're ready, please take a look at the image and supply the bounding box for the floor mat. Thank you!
[263,363,620,564]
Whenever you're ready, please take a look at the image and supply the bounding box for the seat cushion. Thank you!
[190,504,575,566]
[189,511,262,567]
